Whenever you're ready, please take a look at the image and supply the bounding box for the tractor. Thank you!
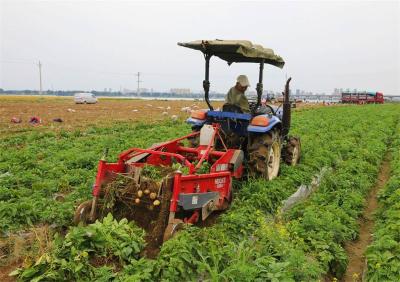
[74,40,301,248]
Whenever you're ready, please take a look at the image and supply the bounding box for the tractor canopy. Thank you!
[178,40,285,68]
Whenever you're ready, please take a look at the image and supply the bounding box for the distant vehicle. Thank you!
[341,91,384,104]
[74,93,98,104]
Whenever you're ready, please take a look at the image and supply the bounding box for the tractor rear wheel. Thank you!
[248,129,281,180]
[283,136,301,166]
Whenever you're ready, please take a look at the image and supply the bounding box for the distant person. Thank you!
[225,75,250,113]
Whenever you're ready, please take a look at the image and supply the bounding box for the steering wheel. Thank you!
[251,103,275,116]
[222,103,243,113]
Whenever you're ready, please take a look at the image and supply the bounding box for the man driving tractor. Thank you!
[225,75,251,113]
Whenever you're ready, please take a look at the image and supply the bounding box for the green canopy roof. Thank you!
[178,39,285,68]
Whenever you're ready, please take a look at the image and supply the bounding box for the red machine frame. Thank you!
[89,124,244,227]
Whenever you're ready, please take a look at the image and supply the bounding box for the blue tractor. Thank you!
[179,40,301,180]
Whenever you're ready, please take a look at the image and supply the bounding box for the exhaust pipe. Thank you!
[203,54,214,111]
[281,77,292,139]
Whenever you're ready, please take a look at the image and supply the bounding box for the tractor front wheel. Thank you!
[248,129,281,180]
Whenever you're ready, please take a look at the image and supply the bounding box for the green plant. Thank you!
[13,214,145,281]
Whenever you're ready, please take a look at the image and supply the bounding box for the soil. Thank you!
[342,152,392,282]
[0,96,221,135]
[0,260,20,282]
[89,256,122,272]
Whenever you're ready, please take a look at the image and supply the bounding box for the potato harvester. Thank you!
[74,40,301,244]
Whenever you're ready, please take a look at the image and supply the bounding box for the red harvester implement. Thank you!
[74,124,243,243]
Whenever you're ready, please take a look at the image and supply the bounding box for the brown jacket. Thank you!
[225,87,250,113]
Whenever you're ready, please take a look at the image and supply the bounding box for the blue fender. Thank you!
[247,115,281,133]
[186,117,206,127]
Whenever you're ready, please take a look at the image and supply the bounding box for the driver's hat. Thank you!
[237,75,250,87]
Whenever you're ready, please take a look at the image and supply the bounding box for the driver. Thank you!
[225,75,250,113]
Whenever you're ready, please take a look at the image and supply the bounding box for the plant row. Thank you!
[365,121,400,281]
[282,113,399,280]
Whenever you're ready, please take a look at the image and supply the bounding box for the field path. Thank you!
[342,152,392,282]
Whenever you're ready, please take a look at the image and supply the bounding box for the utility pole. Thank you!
[38,61,43,96]
[135,72,142,96]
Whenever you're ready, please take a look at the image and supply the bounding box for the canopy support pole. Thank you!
[256,59,265,110]
[203,54,213,111]
[282,77,292,139]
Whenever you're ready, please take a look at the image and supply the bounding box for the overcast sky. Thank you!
[1,0,399,94]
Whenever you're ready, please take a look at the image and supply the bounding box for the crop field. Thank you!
[1,98,400,281]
